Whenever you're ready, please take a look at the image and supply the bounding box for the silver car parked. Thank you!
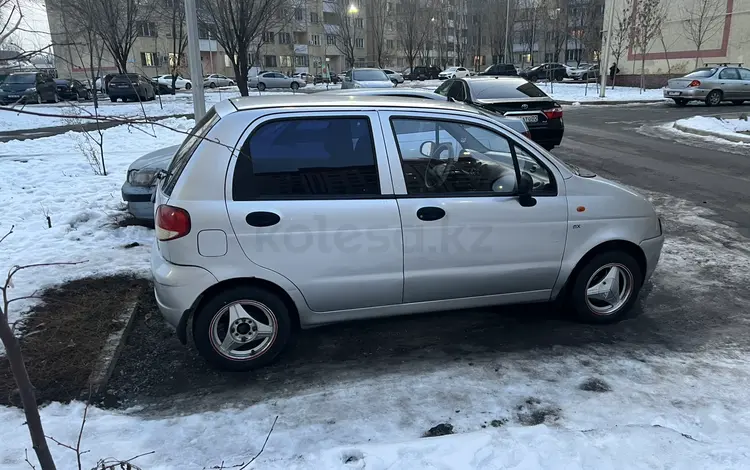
[341,68,395,89]
[664,64,750,106]
[152,95,664,371]
[248,72,307,91]
[204,74,235,88]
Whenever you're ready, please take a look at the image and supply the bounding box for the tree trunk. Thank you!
[694,47,701,69]
[640,55,646,92]
[0,319,57,470]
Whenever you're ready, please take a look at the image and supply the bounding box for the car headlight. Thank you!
[127,168,159,186]
[25,88,36,93]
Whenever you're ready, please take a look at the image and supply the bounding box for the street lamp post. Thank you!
[599,0,616,98]
[504,0,511,64]
[348,4,359,68]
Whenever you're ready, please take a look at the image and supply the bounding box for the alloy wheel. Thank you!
[209,300,278,361]
[584,263,634,315]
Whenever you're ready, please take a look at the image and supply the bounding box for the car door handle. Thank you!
[416,206,446,221]
[245,211,280,227]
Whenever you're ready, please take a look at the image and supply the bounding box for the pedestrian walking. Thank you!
[609,62,620,84]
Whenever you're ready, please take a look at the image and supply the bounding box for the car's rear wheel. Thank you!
[732,100,745,105]
[705,89,722,106]
[110,96,117,102]
[391,79,398,86]
[209,82,216,88]
[291,82,299,90]
[673,98,688,106]
[569,251,643,324]
[194,286,293,371]
[257,82,266,91]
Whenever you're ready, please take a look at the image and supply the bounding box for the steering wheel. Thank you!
[424,142,456,189]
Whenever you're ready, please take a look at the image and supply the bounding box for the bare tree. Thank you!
[570,0,605,65]
[517,0,543,67]
[452,0,468,66]
[632,0,664,90]
[682,0,726,68]
[542,4,567,64]
[159,0,188,93]
[97,0,155,73]
[369,0,389,67]
[609,0,633,88]
[0,0,22,48]
[199,0,290,96]
[326,0,362,68]
[396,0,432,71]
[487,0,515,63]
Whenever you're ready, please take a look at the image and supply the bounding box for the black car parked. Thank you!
[435,76,564,150]
[0,72,58,104]
[148,78,173,95]
[519,63,568,82]
[314,72,340,84]
[479,64,518,76]
[55,78,91,101]
[107,74,156,102]
[404,65,441,80]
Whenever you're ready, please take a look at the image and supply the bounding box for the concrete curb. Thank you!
[558,99,668,105]
[673,121,750,143]
[86,286,142,399]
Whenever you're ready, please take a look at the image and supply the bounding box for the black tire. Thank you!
[193,286,293,371]
[569,251,643,324]
[110,96,117,102]
[36,94,42,105]
[185,82,192,90]
[209,82,216,88]
[291,82,299,90]
[673,98,688,107]
[391,79,398,86]
[705,89,722,106]
[257,82,266,91]
[732,100,745,105]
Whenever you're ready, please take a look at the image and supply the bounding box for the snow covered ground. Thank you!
[2,117,750,468]
[673,116,750,142]
[399,79,667,103]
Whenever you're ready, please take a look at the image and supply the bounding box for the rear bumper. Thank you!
[151,245,218,331]
[108,88,142,98]
[529,118,564,148]
[663,88,709,99]
[640,234,665,282]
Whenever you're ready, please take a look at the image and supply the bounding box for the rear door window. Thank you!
[233,117,380,200]
[719,68,740,79]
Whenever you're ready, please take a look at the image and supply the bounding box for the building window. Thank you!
[294,55,309,67]
[355,38,364,48]
[310,12,319,23]
[279,32,291,44]
[386,39,394,49]
[140,52,156,67]
[264,55,277,67]
[295,8,304,21]
[262,31,275,43]
[137,21,157,37]
[545,52,556,62]
[355,18,364,28]
[233,118,380,199]
[326,34,336,46]
[566,48,583,62]
[311,34,321,46]
[279,55,292,67]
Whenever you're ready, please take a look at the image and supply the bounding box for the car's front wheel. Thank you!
[569,251,643,324]
[257,82,266,91]
[185,82,192,90]
[291,82,299,90]
[193,286,293,371]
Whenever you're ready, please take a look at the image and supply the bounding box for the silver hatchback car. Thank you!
[664,64,750,106]
[152,96,664,371]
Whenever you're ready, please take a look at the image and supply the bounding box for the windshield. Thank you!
[353,70,389,81]
[5,74,35,84]
[684,68,718,78]
[471,80,548,99]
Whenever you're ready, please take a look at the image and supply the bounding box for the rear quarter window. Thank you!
[161,108,220,196]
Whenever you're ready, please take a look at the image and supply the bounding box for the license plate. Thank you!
[8,95,19,98]
[668,91,681,96]
[521,115,539,123]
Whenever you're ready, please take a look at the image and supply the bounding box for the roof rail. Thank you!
[703,62,743,67]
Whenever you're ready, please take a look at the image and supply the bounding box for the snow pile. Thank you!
[674,116,750,142]
[0,117,194,326]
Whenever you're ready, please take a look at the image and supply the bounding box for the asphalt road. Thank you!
[106,101,750,413]
[556,102,750,237]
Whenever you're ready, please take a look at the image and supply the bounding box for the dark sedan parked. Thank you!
[107,74,156,102]
[435,76,564,150]
[519,63,568,82]
[148,79,173,95]
[0,72,58,104]
[404,65,442,80]
[55,79,91,100]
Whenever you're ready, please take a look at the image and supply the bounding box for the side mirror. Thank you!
[420,141,434,157]
[517,171,537,207]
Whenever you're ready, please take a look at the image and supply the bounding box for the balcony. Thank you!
[294,44,309,54]
[199,39,219,52]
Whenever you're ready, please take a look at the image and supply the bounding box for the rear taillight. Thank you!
[688,80,701,87]
[543,107,563,120]
[155,204,191,241]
